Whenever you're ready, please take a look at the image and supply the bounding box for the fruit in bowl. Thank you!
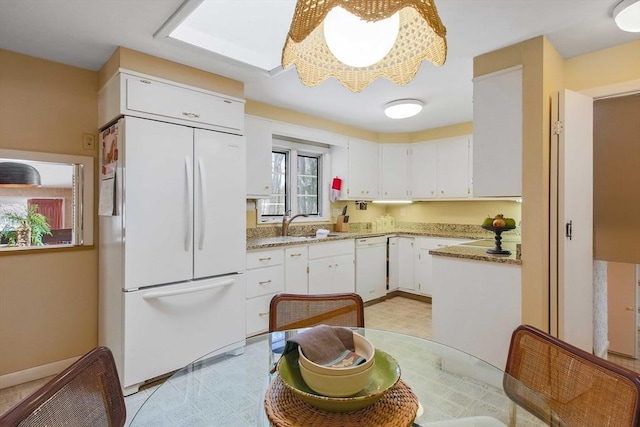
[484,214,516,229]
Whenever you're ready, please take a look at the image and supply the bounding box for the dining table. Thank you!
[129,328,552,426]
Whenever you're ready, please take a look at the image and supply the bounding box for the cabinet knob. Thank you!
[258,257,272,261]
[290,253,302,257]
[258,280,272,285]
[441,190,444,194]
[259,311,269,316]
[264,186,270,190]
[182,111,201,118]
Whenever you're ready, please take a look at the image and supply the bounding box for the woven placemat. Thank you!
[264,377,418,427]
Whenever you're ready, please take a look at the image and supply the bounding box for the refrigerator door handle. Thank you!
[198,157,207,250]
[142,279,235,300]
[185,157,193,252]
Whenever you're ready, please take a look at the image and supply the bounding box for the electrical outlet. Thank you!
[83,133,95,150]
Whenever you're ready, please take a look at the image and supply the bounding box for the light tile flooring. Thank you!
[1,296,638,424]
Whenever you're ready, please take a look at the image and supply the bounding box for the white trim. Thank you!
[472,64,523,82]
[0,355,80,389]
[580,79,640,99]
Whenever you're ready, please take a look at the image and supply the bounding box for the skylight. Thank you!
[159,0,295,72]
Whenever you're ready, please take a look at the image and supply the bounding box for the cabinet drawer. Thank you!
[308,240,354,259]
[247,249,284,269]
[125,76,243,133]
[246,266,284,299]
[246,293,274,336]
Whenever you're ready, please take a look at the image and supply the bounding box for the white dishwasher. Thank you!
[355,236,388,302]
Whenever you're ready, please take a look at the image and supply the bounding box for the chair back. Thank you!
[0,346,126,427]
[269,292,365,332]
[504,324,640,427]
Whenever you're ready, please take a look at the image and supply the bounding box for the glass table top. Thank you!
[130,328,550,426]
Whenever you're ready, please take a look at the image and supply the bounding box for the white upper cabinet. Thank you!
[410,141,438,199]
[473,65,523,197]
[436,135,472,199]
[331,138,380,200]
[245,115,273,198]
[380,144,411,199]
[410,136,472,200]
[99,71,245,134]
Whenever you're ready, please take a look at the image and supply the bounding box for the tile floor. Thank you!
[1,296,638,424]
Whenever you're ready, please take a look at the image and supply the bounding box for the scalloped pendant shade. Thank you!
[0,162,41,187]
[282,0,447,92]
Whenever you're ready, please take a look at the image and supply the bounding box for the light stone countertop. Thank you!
[429,243,522,265]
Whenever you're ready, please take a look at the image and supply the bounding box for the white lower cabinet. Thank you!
[388,237,415,292]
[246,248,285,336]
[432,256,521,369]
[414,237,472,296]
[308,240,355,294]
[285,245,309,293]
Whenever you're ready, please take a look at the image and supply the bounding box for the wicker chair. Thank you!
[504,324,640,427]
[0,346,126,427]
[269,292,365,332]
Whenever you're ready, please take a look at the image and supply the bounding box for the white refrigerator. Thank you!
[98,116,246,394]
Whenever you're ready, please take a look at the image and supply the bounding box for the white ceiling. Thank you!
[0,0,637,134]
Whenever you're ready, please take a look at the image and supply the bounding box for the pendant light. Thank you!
[282,0,447,92]
[0,162,41,187]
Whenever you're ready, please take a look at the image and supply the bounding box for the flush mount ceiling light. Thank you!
[282,0,447,92]
[0,162,41,187]
[613,0,640,32]
[384,99,424,119]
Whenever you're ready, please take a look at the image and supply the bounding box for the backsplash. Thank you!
[246,222,520,240]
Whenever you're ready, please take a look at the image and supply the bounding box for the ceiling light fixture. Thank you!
[384,99,424,119]
[0,162,41,187]
[282,0,447,93]
[613,0,640,32]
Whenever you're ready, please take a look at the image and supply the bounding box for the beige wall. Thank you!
[593,94,640,264]
[99,47,243,98]
[0,49,99,376]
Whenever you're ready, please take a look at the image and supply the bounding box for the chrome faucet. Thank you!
[282,210,309,236]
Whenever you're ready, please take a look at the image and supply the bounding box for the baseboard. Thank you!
[0,356,80,389]
[385,290,432,304]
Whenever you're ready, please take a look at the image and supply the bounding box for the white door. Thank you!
[552,89,594,352]
[285,246,309,294]
[124,117,193,289]
[437,137,470,198]
[415,247,431,295]
[123,274,245,388]
[332,253,356,293]
[411,141,438,199]
[308,258,334,294]
[348,139,379,198]
[193,129,246,278]
[380,144,410,199]
[608,262,638,357]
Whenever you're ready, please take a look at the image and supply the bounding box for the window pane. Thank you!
[261,151,287,216]
[297,155,319,215]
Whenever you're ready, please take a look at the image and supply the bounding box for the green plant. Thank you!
[0,204,52,246]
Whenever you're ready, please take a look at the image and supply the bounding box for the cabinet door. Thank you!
[388,237,415,291]
[437,136,471,199]
[380,144,410,199]
[308,258,334,294]
[194,129,246,279]
[245,116,273,198]
[410,141,438,199]
[415,247,432,295]
[333,253,355,293]
[348,139,379,199]
[388,238,400,290]
[473,66,522,197]
[125,75,243,133]
[124,117,194,288]
[285,246,309,294]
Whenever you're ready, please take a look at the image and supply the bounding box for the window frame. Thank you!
[0,149,94,252]
[258,138,331,224]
